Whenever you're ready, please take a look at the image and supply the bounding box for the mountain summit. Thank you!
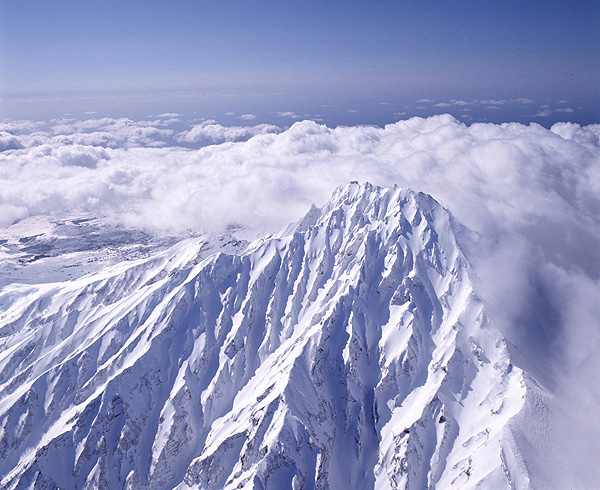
[0,183,545,489]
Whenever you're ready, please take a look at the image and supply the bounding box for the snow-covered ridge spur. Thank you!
[0,182,547,489]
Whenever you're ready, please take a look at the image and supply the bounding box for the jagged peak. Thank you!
[278,181,450,242]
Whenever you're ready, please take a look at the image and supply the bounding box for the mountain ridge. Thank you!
[0,182,545,489]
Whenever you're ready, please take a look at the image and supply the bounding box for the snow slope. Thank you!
[0,182,546,489]
[0,214,234,288]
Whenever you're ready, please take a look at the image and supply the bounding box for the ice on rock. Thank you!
[0,182,545,489]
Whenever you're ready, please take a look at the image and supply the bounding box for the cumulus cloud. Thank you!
[0,115,594,226]
[4,115,598,244]
[2,116,599,487]
[535,109,552,117]
[176,120,280,145]
[0,132,24,151]
[240,113,257,120]
[42,117,176,148]
[0,120,45,134]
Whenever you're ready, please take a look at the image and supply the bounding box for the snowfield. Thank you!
[0,183,549,489]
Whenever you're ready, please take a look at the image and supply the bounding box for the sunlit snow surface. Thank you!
[0,214,246,287]
[0,183,550,489]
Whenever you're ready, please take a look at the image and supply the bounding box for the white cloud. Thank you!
[276,111,301,119]
[416,98,434,103]
[5,114,598,258]
[44,117,175,148]
[479,99,506,106]
[478,98,536,107]
[240,113,257,120]
[0,120,45,134]
[0,132,24,151]
[176,120,280,145]
[535,109,552,117]
[434,99,473,108]
[556,107,574,113]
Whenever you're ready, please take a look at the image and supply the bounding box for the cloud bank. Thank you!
[1,114,599,486]
[176,120,280,145]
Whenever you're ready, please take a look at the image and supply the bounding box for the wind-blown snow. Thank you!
[1,115,599,486]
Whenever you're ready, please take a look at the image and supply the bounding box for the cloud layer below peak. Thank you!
[2,115,598,243]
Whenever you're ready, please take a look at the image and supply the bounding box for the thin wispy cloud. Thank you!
[479,99,507,106]
[434,100,472,107]
[430,98,537,110]
[276,111,301,118]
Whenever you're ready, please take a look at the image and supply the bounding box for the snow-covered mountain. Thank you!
[0,182,547,489]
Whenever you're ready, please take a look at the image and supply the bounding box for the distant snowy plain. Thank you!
[1,115,599,488]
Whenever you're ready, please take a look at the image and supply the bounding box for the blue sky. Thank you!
[1,0,598,125]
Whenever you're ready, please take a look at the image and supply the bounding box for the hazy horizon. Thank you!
[1,1,599,126]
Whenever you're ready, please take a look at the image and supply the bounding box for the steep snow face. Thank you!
[0,183,540,489]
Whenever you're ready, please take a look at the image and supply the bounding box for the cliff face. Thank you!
[0,183,542,489]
